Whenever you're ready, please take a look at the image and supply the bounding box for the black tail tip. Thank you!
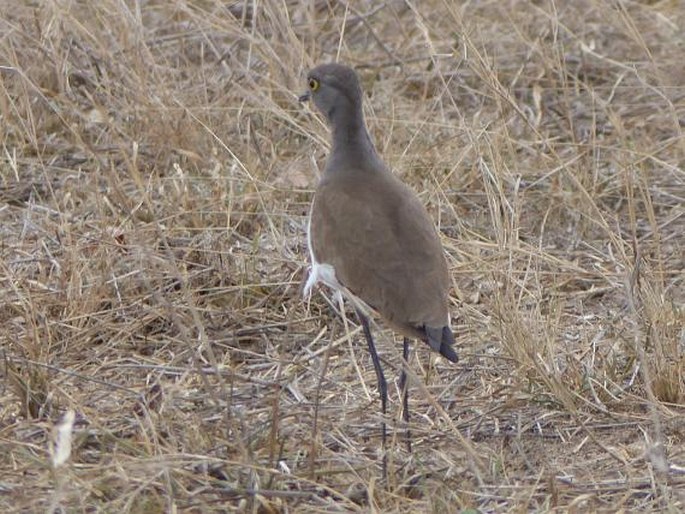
[441,343,459,363]
[426,325,458,363]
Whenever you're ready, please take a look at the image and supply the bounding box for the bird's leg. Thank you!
[356,309,387,479]
[399,337,412,453]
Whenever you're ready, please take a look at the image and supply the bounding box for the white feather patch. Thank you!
[305,207,372,317]
[305,209,343,298]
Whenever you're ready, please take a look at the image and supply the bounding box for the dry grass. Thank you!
[1,0,684,512]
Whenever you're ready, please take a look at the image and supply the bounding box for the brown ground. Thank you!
[1,1,684,512]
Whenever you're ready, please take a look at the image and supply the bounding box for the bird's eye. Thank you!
[308,78,320,91]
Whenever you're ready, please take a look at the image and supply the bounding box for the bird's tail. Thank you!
[424,325,458,363]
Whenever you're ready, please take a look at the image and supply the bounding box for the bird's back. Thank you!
[309,166,450,338]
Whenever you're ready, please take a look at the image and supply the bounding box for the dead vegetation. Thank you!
[0,0,684,512]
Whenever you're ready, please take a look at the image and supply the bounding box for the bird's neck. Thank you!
[328,108,380,172]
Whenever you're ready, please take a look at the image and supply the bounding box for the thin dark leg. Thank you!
[399,337,412,453]
[356,310,387,479]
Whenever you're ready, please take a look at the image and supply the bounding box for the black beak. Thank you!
[298,91,310,102]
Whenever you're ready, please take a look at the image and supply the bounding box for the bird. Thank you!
[298,63,457,476]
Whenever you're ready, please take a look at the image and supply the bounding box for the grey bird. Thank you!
[299,63,457,475]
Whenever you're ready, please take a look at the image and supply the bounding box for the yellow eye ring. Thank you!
[308,78,320,92]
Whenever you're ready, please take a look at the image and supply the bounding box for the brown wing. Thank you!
[310,170,450,334]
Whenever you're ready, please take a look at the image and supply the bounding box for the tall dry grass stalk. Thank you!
[1,1,683,511]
